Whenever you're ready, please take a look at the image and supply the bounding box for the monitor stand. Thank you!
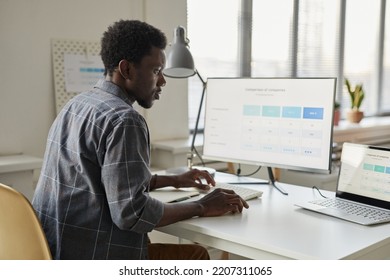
[267,167,288,195]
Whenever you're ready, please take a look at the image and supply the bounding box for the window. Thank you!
[251,0,293,77]
[383,0,390,111]
[295,0,340,78]
[344,0,381,115]
[187,0,390,131]
[187,0,239,131]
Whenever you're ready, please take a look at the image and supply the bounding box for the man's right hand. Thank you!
[156,187,249,227]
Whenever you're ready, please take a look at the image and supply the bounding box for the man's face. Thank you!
[129,47,166,109]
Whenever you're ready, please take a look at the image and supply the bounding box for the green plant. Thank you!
[345,78,365,110]
[334,101,340,110]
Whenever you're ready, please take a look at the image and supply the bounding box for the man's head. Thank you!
[101,20,167,76]
[101,20,167,108]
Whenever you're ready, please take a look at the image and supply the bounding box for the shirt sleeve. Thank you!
[101,113,164,232]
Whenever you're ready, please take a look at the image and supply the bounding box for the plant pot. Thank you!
[346,110,364,124]
[333,110,340,126]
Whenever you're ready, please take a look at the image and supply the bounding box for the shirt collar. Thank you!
[94,79,134,106]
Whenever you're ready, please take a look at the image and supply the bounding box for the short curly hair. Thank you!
[100,20,167,76]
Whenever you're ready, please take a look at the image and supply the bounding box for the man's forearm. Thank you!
[156,201,204,227]
[150,174,179,190]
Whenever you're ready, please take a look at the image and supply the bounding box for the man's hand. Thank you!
[157,187,249,227]
[173,168,215,192]
[198,188,249,217]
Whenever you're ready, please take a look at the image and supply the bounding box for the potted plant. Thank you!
[345,78,365,123]
[334,101,341,126]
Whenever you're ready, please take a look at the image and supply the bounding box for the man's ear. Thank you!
[118,59,133,80]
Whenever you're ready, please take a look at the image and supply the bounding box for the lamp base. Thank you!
[165,166,216,178]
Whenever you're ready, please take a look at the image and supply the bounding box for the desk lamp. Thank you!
[163,26,215,176]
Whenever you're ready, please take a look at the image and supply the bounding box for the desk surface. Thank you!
[155,171,390,260]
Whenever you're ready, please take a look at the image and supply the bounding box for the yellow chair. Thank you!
[0,183,52,260]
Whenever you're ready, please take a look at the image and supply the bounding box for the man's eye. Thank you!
[154,69,161,75]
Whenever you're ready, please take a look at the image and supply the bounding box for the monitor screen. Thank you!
[203,77,337,174]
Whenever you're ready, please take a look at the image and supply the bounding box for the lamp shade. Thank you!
[163,26,196,78]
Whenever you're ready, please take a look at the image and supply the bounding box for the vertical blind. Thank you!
[187,0,390,131]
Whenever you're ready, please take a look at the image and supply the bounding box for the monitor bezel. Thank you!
[202,77,337,175]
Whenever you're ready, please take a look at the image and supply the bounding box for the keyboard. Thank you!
[214,182,263,201]
[310,198,390,224]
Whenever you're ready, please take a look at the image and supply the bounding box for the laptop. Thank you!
[295,142,390,225]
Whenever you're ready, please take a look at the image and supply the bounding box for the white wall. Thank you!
[0,0,188,158]
[144,1,190,142]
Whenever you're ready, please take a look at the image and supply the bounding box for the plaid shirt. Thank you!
[32,79,164,259]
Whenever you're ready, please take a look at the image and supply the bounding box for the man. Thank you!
[32,20,248,260]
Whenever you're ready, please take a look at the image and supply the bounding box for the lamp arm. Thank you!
[196,70,206,84]
[188,70,207,168]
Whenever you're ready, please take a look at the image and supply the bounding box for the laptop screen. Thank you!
[337,143,390,209]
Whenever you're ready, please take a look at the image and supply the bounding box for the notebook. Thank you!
[149,181,263,203]
[149,187,200,203]
[295,142,390,225]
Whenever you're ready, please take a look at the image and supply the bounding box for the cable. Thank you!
[312,186,328,198]
[192,146,205,166]
[236,164,262,177]
[236,164,241,176]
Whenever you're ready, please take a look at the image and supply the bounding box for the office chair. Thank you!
[0,183,52,260]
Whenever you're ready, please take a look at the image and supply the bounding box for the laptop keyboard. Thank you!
[215,182,263,201]
[310,198,390,222]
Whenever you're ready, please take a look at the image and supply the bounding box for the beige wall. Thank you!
[0,0,188,158]
[143,1,190,142]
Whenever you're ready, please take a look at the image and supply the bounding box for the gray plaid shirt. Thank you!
[32,79,164,259]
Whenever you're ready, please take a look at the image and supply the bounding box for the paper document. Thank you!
[149,187,200,203]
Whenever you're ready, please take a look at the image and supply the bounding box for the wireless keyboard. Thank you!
[214,182,263,201]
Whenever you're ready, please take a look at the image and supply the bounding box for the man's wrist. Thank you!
[170,175,180,189]
[193,201,205,217]
[150,174,158,190]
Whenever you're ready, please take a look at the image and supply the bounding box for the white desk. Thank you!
[155,171,390,260]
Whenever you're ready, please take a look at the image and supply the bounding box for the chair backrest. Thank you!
[0,183,52,260]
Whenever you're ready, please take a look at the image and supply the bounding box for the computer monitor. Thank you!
[203,77,337,180]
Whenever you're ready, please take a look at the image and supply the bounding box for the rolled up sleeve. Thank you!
[101,113,164,232]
